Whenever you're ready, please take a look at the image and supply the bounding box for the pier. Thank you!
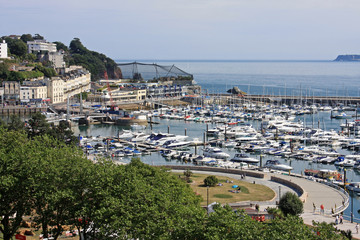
[209,94,360,106]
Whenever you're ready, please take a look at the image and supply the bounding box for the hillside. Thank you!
[66,38,122,81]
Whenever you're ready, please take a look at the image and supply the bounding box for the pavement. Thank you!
[174,169,360,239]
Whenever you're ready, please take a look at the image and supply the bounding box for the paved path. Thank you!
[174,169,360,238]
[265,172,348,214]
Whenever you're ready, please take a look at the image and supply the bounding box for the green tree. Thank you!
[30,135,88,240]
[0,62,9,82]
[203,204,261,240]
[53,41,69,52]
[86,158,205,239]
[7,115,26,132]
[312,220,346,240]
[5,38,27,57]
[204,175,219,187]
[27,112,51,138]
[278,192,304,216]
[33,33,44,40]
[264,215,314,239]
[20,34,34,43]
[49,120,78,145]
[0,128,34,240]
[68,38,122,80]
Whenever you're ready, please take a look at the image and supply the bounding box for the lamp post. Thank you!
[207,186,210,215]
[279,186,281,201]
[351,189,354,223]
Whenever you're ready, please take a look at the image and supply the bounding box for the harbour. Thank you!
[71,101,360,223]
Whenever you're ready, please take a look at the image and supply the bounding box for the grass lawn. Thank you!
[173,173,275,206]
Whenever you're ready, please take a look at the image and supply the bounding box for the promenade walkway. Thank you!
[174,169,360,238]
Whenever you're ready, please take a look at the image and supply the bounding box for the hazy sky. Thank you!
[1,0,360,60]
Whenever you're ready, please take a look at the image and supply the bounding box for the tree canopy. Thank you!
[0,124,349,240]
[68,38,122,80]
[278,192,304,216]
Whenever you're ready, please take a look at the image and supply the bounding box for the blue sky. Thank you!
[1,0,360,60]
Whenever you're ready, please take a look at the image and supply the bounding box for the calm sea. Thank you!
[116,60,360,97]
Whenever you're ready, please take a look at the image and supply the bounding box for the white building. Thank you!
[47,77,64,104]
[47,51,65,69]
[20,83,48,102]
[0,40,8,59]
[27,40,57,53]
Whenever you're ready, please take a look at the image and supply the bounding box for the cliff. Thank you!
[334,55,360,61]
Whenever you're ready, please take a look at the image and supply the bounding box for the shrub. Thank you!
[278,192,303,216]
[204,175,219,187]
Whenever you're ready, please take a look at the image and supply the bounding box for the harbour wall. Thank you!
[0,106,47,116]
[270,176,308,203]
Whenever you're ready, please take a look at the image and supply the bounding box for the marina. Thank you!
[72,101,360,223]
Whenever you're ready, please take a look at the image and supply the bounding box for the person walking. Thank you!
[356,223,359,234]
[335,215,339,225]
[340,214,343,224]
[313,203,316,213]
[320,204,324,215]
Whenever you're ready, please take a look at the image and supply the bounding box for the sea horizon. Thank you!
[115,59,337,63]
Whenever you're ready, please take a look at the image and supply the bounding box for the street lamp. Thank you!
[351,189,354,223]
[207,186,210,215]
[279,186,281,201]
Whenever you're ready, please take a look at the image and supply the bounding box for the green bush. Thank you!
[204,175,219,187]
[278,192,303,216]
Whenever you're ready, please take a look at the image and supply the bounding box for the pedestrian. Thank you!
[340,214,343,224]
[313,203,316,213]
[335,215,339,225]
[320,204,324,215]
[356,223,359,234]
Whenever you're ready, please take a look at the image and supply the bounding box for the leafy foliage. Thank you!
[0,126,349,240]
[20,34,34,43]
[4,37,28,57]
[0,128,35,240]
[53,41,69,52]
[204,175,219,187]
[68,38,121,80]
[278,192,304,216]
[8,70,44,82]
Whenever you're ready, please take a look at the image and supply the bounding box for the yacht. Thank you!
[230,153,259,164]
[145,133,188,146]
[264,160,293,171]
[162,140,191,149]
[202,147,230,159]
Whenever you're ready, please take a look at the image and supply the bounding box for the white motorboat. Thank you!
[334,157,356,167]
[230,153,259,164]
[202,147,230,159]
[162,140,191,149]
[145,132,188,146]
[264,160,293,171]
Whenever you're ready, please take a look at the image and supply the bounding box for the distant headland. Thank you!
[334,55,360,61]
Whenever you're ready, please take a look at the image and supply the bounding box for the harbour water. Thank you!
[81,60,360,221]
[74,110,359,222]
[117,60,360,97]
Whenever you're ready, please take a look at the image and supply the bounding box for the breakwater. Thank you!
[209,94,360,106]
